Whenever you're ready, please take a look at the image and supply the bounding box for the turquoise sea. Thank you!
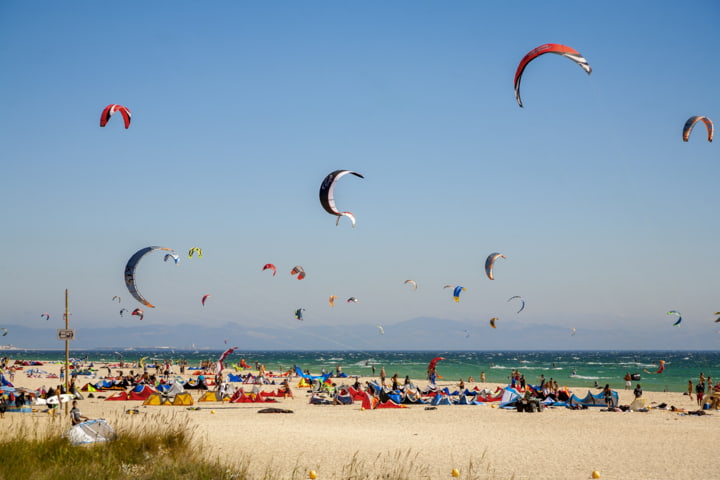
[4,350,718,393]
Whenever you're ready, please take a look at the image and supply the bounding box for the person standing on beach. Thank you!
[380,366,386,386]
[633,384,643,399]
[696,381,705,407]
[624,372,632,390]
[480,371,486,383]
[603,384,614,408]
[687,380,694,401]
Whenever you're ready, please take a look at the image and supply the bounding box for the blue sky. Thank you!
[0,1,718,350]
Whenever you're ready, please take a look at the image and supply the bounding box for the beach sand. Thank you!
[2,361,717,480]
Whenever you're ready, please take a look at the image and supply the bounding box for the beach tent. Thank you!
[127,385,156,401]
[143,393,171,406]
[198,391,221,402]
[104,391,129,401]
[66,419,115,446]
[172,392,193,406]
[80,383,97,392]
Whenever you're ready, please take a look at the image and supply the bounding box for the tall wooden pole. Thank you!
[64,288,69,415]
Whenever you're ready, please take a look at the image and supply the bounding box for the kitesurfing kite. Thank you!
[119,308,128,317]
[41,313,50,321]
[570,327,577,336]
[514,43,592,108]
[294,308,305,321]
[100,104,131,129]
[1,328,7,337]
[216,346,238,374]
[443,284,455,289]
[453,286,465,302]
[124,246,176,308]
[347,297,359,303]
[319,169,364,228]
[290,265,306,280]
[262,263,277,276]
[163,253,179,264]
[427,357,445,380]
[202,294,211,307]
[112,296,121,303]
[490,317,498,329]
[667,310,682,327]
[485,253,506,280]
[463,329,470,338]
[683,116,714,142]
[714,312,720,323]
[188,247,203,259]
[643,360,665,375]
[507,295,525,313]
[377,325,385,335]
[131,308,144,321]
[329,295,338,307]
[404,279,418,290]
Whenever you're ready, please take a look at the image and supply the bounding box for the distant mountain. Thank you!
[0,316,712,351]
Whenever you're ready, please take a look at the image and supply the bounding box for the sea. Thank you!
[3,349,718,393]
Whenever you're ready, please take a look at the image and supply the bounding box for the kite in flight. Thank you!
[202,294,211,307]
[290,265,306,280]
[485,253,506,280]
[124,246,176,308]
[131,308,144,320]
[404,280,418,290]
[329,295,338,307]
[100,104,131,129]
[41,313,50,321]
[683,116,713,142]
[164,253,180,264]
[507,295,525,313]
[489,317,498,329]
[1,328,7,337]
[295,308,305,321]
[347,297,359,304]
[112,296,121,303]
[453,286,465,302]
[119,308,128,317]
[377,325,385,335]
[667,310,682,327]
[319,170,364,228]
[262,264,277,276]
[514,43,592,107]
[643,360,665,375]
[188,247,203,258]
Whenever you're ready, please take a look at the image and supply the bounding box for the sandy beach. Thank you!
[1,360,718,480]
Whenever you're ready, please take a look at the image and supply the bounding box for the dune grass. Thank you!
[0,414,501,480]
[0,414,246,480]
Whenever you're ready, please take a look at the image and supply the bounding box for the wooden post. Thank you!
[64,289,70,415]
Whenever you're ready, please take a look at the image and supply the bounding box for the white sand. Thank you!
[2,361,718,480]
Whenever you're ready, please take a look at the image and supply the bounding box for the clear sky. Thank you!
[1,1,718,350]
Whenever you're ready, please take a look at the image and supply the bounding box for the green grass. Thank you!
[0,414,246,480]
[0,414,502,480]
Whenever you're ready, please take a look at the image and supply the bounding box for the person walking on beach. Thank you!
[480,371,486,383]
